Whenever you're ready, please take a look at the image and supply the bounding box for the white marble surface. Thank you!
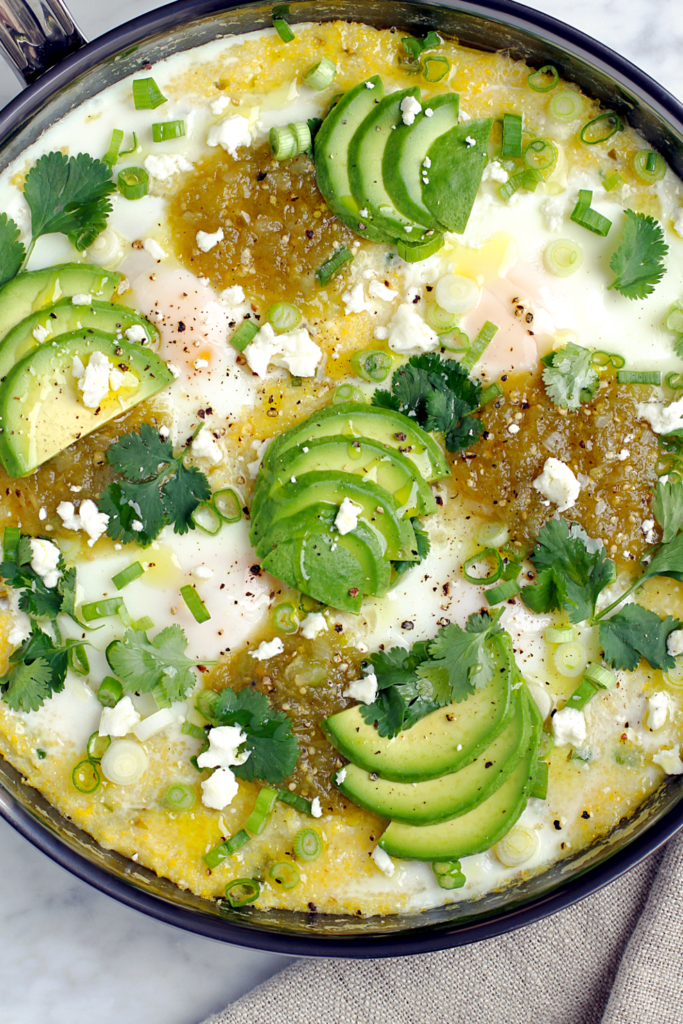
[1,1,682,1022]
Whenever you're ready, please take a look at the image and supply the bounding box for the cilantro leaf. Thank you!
[358,640,439,738]
[0,658,52,713]
[162,463,211,534]
[0,213,26,288]
[106,423,173,481]
[520,566,567,615]
[98,482,154,546]
[0,534,65,621]
[417,610,503,701]
[541,343,599,410]
[360,685,407,738]
[24,152,116,251]
[106,625,198,700]
[642,530,683,583]
[120,477,167,539]
[651,478,683,545]
[369,388,400,412]
[3,628,85,711]
[600,605,681,671]
[608,209,668,300]
[205,687,299,784]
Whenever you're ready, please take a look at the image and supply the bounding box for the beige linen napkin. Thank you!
[203,831,683,1024]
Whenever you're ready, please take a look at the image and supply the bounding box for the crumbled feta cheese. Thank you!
[652,745,683,775]
[482,159,509,184]
[673,209,683,239]
[552,707,587,747]
[131,520,144,532]
[371,845,395,877]
[7,589,31,646]
[142,238,167,262]
[71,293,93,306]
[29,538,61,588]
[637,397,683,434]
[368,279,398,302]
[78,351,118,409]
[124,324,147,344]
[99,696,141,738]
[386,302,439,355]
[374,326,389,340]
[210,94,232,115]
[32,323,50,342]
[168,363,181,378]
[244,322,322,379]
[541,196,566,232]
[222,284,245,305]
[197,725,250,769]
[206,114,252,157]
[642,519,657,545]
[341,281,370,315]
[425,108,434,117]
[191,429,222,465]
[71,355,84,378]
[365,81,375,89]
[251,637,285,661]
[301,612,328,640]
[667,629,683,657]
[335,497,362,535]
[201,767,240,810]
[159,426,170,439]
[647,691,669,731]
[193,358,209,370]
[143,153,193,182]
[400,95,422,126]
[56,499,109,546]
[465,135,476,148]
[196,227,224,252]
[508,424,520,434]
[38,507,47,521]
[310,797,323,818]
[193,565,214,579]
[335,767,347,784]
[344,671,378,705]
[533,457,581,513]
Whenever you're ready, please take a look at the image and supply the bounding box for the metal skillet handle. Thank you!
[0,0,85,84]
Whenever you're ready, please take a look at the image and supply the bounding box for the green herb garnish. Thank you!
[608,209,668,300]
[106,624,201,704]
[542,342,599,410]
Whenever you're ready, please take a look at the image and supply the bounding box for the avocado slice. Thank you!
[253,435,436,525]
[421,118,494,233]
[251,470,419,562]
[348,87,427,240]
[322,636,514,782]
[383,93,460,229]
[337,688,531,825]
[263,402,449,483]
[0,298,159,382]
[0,329,174,477]
[314,77,396,243]
[0,264,124,344]
[378,700,541,860]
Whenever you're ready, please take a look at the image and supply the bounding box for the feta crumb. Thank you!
[131,520,144,532]
[193,565,213,579]
[222,284,245,304]
[78,351,114,408]
[71,355,84,378]
[196,227,224,252]
[652,745,683,775]
[465,135,476,147]
[206,114,252,157]
[159,426,170,439]
[197,725,250,769]
[168,363,181,378]
[32,324,50,343]
[38,507,47,521]
[251,637,285,661]
[71,293,93,306]
[201,767,239,810]
[210,94,232,115]
[193,358,209,370]
[552,707,587,747]
[637,397,683,434]
[667,629,683,658]
[424,108,433,117]
[56,499,109,546]
[541,196,566,232]
[335,767,347,784]
[533,457,581,513]
[368,279,398,302]
[344,672,378,705]
[508,423,520,435]
[386,302,439,355]
[335,497,362,535]
[124,324,147,344]
[371,845,395,877]
[244,322,322,379]
[29,538,61,588]
[301,612,327,640]
[341,281,370,315]
[310,797,323,818]
[365,81,375,89]
[142,238,167,262]
[191,429,222,465]
[618,449,629,461]
[482,160,509,184]
[642,519,657,545]
[374,326,389,341]
[99,696,141,738]
[400,95,422,126]
[143,153,193,182]
[647,691,669,731]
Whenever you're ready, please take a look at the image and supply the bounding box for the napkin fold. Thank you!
[203,831,683,1024]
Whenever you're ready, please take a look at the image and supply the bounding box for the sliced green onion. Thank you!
[617,370,661,385]
[132,78,167,110]
[498,172,525,203]
[500,555,521,582]
[100,738,148,785]
[570,190,611,236]
[461,321,498,371]
[584,662,617,689]
[165,782,196,810]
[82,597,124,622]
[615,746,641,768]
[117,166,149,201]
[566,678,599,710]
[432,859,466,888]
[538,730,555,760]
[476,523,509,549]
[549,90,583,121]
[270,121,311,160]
[195,689,219,721]
[181,720,206,740]
[545,625,576,644]
[152,119,186,143]
[479,382,502,406]
[524,138,558,172]
[463,548,503,585]
[351,349,392,383]
[527,65,559,92]
[603,171,623,192]
[665,301,683,334]
[267,301,302,333]
[422,55,450,82]
[667,372,683,391]
[203,828,251,868]
[120,132,138,156]
[112,561,145,590]
[333,383,365,404]
[230,319,259,352]
[276,788,313,815]
[303,56,337,91]
[213,488,242,524]
[580,112,621,145]
[665,662,683,688]
[316,246,353,285]
[86,732,111,762]
[103,129,124,167]
[530,760,549,800]
[225,878,260,907]
[397,233,444,263]
[495,825,540,865]
[180,585,210,624]
[591,350,625,369]
[632,149,666,184]
[269,860,300,890]
[244,787,279,835]
[72,759,100,794]
[522,168,544,192]
[69,644,90,676]
[273,603,299,633]
[273,18,294,42]
[500,112,523,159]
[424,301,457,335]
[293,827,323,861]
[135,615,154,631]
[191,501,222,535]
[2,526,20,560]
[36,749,46,759]
[485,580,521,605]
[436,874,467,892]
[98,676,123,708]
[553,641,588,678]
[544,238,584,277]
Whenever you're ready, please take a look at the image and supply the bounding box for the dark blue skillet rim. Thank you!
[0,0,682,956]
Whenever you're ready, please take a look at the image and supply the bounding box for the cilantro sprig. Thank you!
[541,343,599,411]
[608,209,668,300]
[106,624,202,705]
[372,353,484,453]
[1,628,89,712]
[0,213,26,289]
[97,424,211,546]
